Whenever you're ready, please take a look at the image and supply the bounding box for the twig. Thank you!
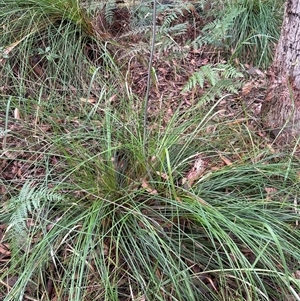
[3,96,11,150]
[143,0,157,157]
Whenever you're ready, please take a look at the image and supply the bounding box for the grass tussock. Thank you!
[1,1,300,301]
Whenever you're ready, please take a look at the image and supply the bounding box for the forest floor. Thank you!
[1,3,300,301]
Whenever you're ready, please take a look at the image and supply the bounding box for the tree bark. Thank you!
[261,0,300,143]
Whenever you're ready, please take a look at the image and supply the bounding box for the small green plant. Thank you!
[182,63,244,102]
[0,46,10,59]
[37,46,60,62]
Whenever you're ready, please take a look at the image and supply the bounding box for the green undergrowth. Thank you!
[198,0,284,68]
[1,94,300,300]
[1,1,300,301]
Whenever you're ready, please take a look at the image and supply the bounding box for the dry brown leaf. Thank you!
[265,187,277,202]
[156,171,169,180]
[219,154,233,166]
[293,270,300,279]
[0,40,24,64]
[108,94,117,103]
[226,118,248,126]
[14,108,20,120]
[141,179,158,195]
[79,97,96,104]
[39,125,52,133]
[0,243,10,256]
[246,67,263,77]
[193,194,208,206]
[242,81,254,96]
[182,155,208,188]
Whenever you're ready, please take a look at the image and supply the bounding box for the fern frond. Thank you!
[191,7,244,49]
[119,42,151,60]
[182,63,244,103]
[215,64,244,78]
[200,79,242,104]
[159,22,188,36]
[183,63,243,92]
[182,64,218,92]
[155,24,188,56]
[119,25,153,39]
[8,181,63,237]
[160,10,184,29]
[201,64,220,86]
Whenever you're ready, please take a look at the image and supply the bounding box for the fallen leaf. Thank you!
[0,40,24,64]
[293,270,300,279]
[14,108,20,120]
[219,154,233,166]
[156,171,169,180]
[265,187,277,202]
[182,155,208,188]
[0,243,10,256]
[79,97,96,104]
[242,81,254,96]
[142,179,158,195]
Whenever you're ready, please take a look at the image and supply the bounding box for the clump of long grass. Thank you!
[1,1,300,300]
[0,0,121,106]
[1,96,300,300]
[224,0,284,67]
[201,0,284,68]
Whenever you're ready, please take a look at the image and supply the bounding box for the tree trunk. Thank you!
[261,0,300,144]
